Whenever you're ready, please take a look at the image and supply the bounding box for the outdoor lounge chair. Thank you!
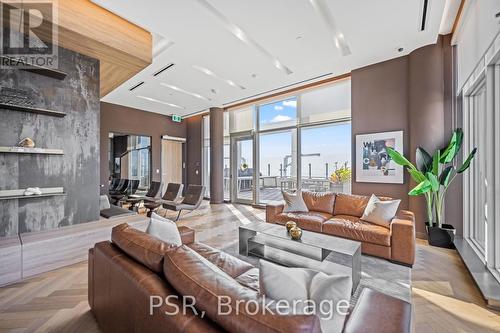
[161,184,205,221]
[144,183,184,217]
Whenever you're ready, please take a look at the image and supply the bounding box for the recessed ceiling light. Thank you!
[160,83,211,101]
[136,95,185,109]
[193,65,246,90]
[309,0,351,56]
[195,0,293,75]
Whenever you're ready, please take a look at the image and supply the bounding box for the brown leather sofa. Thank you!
[266,192,415,266]
[89,223,411,333]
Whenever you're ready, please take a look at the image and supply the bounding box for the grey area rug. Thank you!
[220,240,411,306]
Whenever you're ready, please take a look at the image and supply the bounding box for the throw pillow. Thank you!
[282,189,309,213]
[146,213,182,246]
[99,195,111,210]
[259,260,352,333]
[361,194,401,228]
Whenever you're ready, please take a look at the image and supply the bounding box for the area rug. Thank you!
[220,240,411,305]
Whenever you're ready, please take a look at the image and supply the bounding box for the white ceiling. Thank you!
[93,0,458,118]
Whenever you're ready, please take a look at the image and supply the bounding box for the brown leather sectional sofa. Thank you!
[266,192,415,266]
[89,223,412,333]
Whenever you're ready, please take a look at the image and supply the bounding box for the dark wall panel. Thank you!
[100,102,187,194]
[0,48,100,237]
[351,56,411,210]
[186,115,203,186]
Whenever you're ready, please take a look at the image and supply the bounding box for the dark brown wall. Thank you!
[352,35,457,238]
[100,102,187,194]
[351,56,411,210]
[186,115,203,186]
[408,36,446,237]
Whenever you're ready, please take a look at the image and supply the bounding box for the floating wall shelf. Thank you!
[0,103,66,117]
[0,56,67,80]
[0,147,64,155]
[0,187,65,201]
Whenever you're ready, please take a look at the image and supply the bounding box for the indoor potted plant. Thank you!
[387,129,476,248]
[329,162,351,193]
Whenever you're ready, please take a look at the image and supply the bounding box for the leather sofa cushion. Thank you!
[333,194,370,217]
[163,245,321,333]
[274,211,332,232]
[111,223,177,273]
[323,215,391,246]
[302,191,336,214]
[188,242,255,278]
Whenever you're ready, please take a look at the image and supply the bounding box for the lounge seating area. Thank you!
[1,1,499,333]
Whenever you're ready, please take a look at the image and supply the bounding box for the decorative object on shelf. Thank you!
[18,137,35,148]
[356,131,404,184]
[387,128,477,248]
[23,187,42,196]
[289,226,302,240]
[0,187,65,200]
[285,221,297,233]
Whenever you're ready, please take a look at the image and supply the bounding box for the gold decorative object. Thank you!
[285,221,297,232]
[290,226,302,240]
[19,137,35,148]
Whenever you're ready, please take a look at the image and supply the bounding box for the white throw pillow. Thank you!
[361,194,401,228]
[99,195,110,210]
[259,260,352,333]
[282,190,309,213]
[146,213,182,246]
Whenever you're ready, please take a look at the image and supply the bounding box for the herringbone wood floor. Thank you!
[0,202,499,332]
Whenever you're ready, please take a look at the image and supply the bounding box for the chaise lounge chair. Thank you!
[144,183,184,217]
[161,184,205,221]
[125,181,161,211]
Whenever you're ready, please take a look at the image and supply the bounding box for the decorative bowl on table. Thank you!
[290,226,302,240]
[285,221,297,233]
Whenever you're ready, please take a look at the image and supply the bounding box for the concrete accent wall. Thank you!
[100,102,187,194]
[0,47,100,237]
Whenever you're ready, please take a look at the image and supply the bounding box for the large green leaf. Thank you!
[457,148,477,173]
[408,168,426,183]
[432,150,440,175]
[439,166,454,186]
[440,129,463,163]
[426,172,439,192]
[386,147,413,168]
[416,147,433,173]
[409,180,432,196]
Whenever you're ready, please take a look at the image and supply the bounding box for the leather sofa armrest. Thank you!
[390,210,415,266]
[178,226,195,244]
[343,288,411,333]
[266,201,285,223]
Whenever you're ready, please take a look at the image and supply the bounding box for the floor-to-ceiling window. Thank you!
[462,40,500,282]
[226,78,351,205]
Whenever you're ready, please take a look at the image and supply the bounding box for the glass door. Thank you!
[231,134,254,204]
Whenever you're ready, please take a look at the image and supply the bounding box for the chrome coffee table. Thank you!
[239,222,361,292]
